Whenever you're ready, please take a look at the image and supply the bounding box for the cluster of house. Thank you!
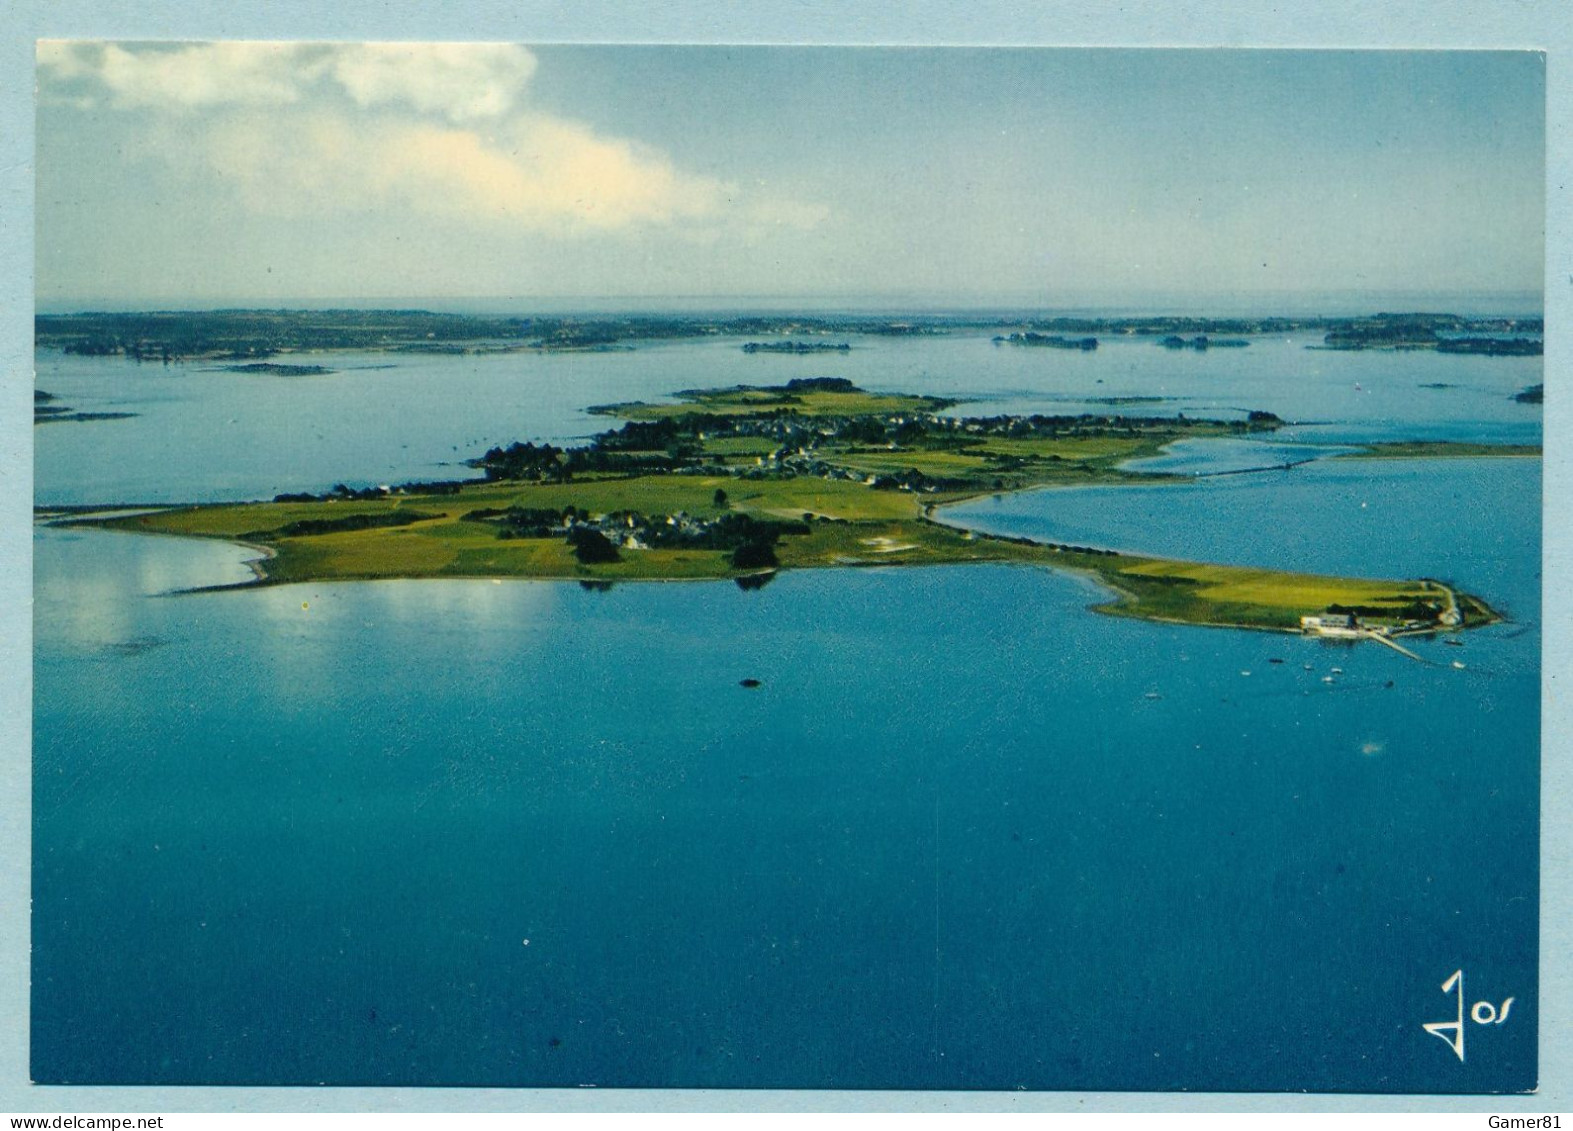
[570,509,735,552]
[690,413,985,491]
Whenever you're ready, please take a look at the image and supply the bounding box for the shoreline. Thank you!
[52,518,1505,645]
[51,504,1503,639]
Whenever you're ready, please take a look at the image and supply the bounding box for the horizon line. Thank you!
[33,287,1548,319]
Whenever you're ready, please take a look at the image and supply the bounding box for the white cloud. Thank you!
[41,41,826,240]
[37,40,536,121]
[40,41,325,109]
[196,110,735,232]
[328,43,536,122]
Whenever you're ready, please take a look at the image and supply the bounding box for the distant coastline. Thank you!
[33,308,1543,363]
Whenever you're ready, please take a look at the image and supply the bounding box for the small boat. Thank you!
[1452,661,1466,670]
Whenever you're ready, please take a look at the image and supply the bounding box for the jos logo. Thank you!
[1422,969,1515,1063]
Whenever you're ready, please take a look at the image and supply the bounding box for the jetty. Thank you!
[1360,631,1425,662]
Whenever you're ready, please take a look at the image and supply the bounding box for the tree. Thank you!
[567,527,620,564]
[731,539,778,570]
[714,487,729,508]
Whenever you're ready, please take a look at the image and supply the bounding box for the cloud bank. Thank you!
[38,41,538,121]
[37,41,822,235]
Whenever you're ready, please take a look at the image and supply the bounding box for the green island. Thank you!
[64,377,1512,635]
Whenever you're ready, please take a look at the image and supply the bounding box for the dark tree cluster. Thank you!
[567,527,621,563]
[783,377,858,391]
[474,441,568,481]
[273,479,465,504]
[646,513,811,554]
[1325,601,1445,622]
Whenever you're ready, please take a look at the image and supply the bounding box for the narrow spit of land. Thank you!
[1333,440,1543,460]
[59,378,1516,635]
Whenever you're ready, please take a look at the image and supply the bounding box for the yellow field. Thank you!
[1114,559,1437,611]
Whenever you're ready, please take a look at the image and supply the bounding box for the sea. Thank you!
[32,324,1541,1091]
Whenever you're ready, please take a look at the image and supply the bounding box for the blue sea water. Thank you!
[31,332,1541,1091]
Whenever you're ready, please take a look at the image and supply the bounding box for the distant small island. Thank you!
[741,341,851,354]
[61,378,1518,638]
[1159,335,1249,350]
[215,362,337,376]
[993,332,1098,350]
[33,388,137,425]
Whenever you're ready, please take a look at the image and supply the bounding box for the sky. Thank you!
[34,43,1546,310]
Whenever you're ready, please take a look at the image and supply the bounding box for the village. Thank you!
[477,387,1286,497]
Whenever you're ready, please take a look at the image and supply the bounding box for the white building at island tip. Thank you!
[1300,614,1366,638]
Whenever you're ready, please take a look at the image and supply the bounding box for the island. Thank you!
[741,341,851,354]
[993,332,1098,350]
[213,362,337,376]
[57,378,1516,638]
[1159,335,1249,350]
[1317,313,1543,356]
[33,388,137,425]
